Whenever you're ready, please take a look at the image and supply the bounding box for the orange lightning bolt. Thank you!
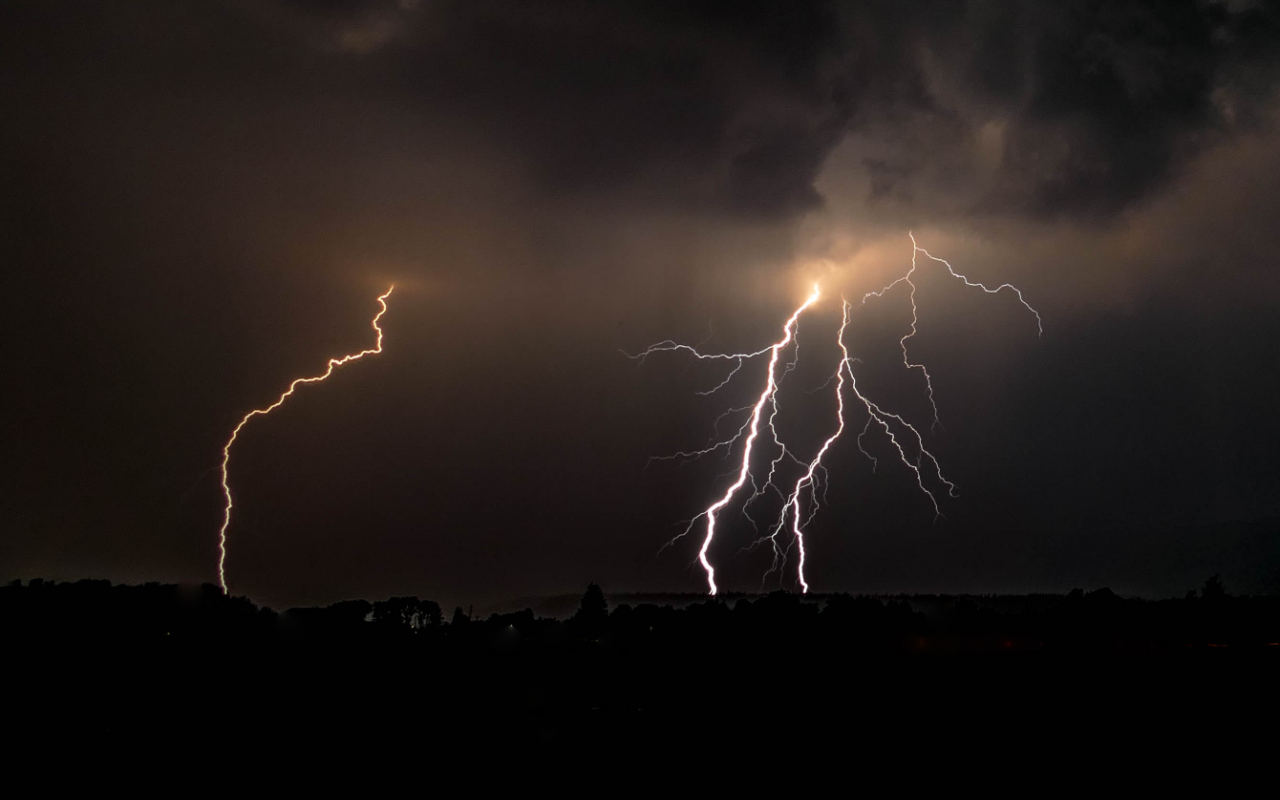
[217,285,394,593]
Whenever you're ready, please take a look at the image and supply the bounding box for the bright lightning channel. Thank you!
[634,234,1040,595]
[629,284,821,596]
[217,285,394,593]
[771,302,852,594]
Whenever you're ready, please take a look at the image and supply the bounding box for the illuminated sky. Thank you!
[4,1,1280,608]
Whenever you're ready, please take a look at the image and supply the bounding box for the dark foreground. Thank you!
[6,579,1278,769]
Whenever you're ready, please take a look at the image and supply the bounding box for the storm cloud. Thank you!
[254,0,1280,218]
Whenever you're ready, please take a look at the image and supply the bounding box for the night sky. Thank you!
[4,1,1280,610]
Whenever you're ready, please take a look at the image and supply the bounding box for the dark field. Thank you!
[7,579,1277,769]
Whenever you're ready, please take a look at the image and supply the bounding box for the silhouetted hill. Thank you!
[8,576,1279,655]
[5,578,1278,763]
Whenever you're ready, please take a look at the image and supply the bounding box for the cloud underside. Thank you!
[5,1,1277,229]
[257,0,1280,222]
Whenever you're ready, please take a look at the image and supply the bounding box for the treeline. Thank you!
[4,577,1278,653]
[7,577,1279,755]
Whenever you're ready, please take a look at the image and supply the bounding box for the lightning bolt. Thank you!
[634,234,1040,595]
[863,232,1043,428]
[217,285,394,593]
[771,302,851,594]
[630,285,821,595]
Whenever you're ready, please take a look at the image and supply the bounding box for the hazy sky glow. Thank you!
[4,1,1279,608]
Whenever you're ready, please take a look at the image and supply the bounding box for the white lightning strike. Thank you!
[217,286,394,593]
[634,234,1040,595]
[863,232,1043,429]
[771,302,853,594]
[631,285,821,595]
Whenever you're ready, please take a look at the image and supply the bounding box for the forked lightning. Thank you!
[632,235,1040,594]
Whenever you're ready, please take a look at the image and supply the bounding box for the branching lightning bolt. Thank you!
[216,285,395,593]
[634,234,1041,595]
[631,285,821,595]
[863,232,1042,429]
[771,302,852,594]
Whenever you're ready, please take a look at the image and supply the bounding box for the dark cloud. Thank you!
[373,1,1280,219]
[417,0,1278,220]
[9,1,1276,223]
[386,1,856,216]
[820,1,1280,220]
[986,1,1257,215]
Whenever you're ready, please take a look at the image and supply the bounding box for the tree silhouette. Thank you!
[372,596,441,631]
[574,583,607,637]
[1201,574,1226,601]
